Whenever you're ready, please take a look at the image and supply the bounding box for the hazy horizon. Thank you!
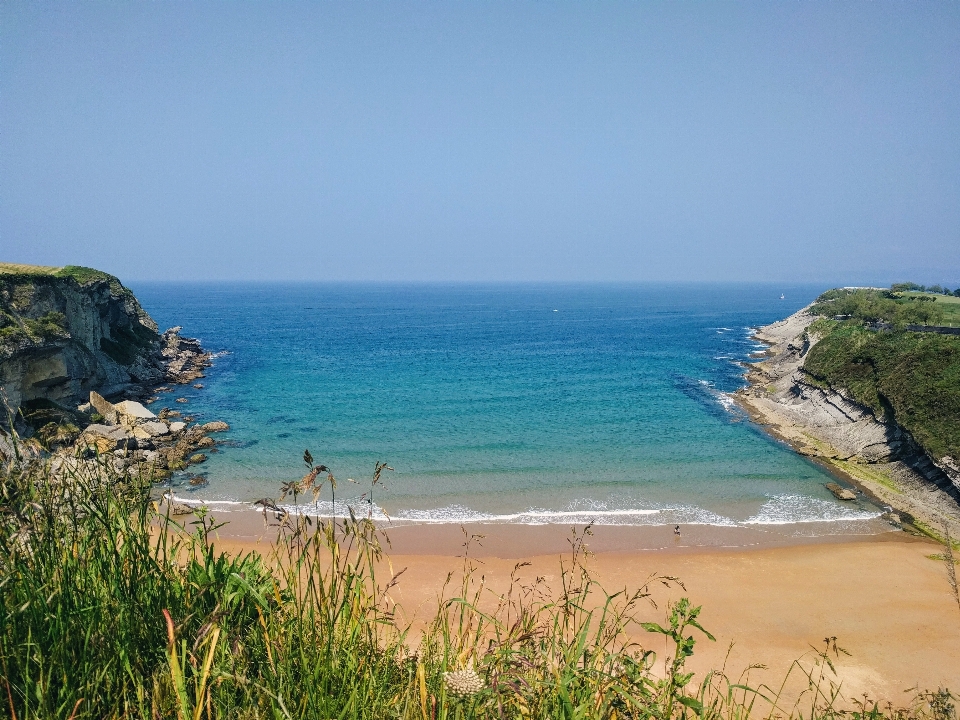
[3,3,959,286]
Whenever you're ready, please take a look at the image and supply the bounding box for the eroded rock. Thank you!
[89,391,117,424]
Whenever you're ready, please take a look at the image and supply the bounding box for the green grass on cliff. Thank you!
[809,288,949,327]
[804,316,960,464]
[902,292,960,327]
[0,263,126,290]
[55,265,119,285]
[2,450,953,719]
[0,263,62,276]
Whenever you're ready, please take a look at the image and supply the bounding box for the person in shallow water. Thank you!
[674,525,681,537]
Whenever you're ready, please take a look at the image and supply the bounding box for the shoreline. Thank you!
[166,493,904,555]
[198,506,907,555]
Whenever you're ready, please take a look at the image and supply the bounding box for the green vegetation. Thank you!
[16,399,83,451]
[902,292,960,327]
[0,310,69,347]
[0,447,954,719]
[809,288,944,327]
[55,265,116,286]
[809,285,960,328]
[56,264,135,300]
[0,263,61,276]
[0,263,121,289]
[804,286,960,466]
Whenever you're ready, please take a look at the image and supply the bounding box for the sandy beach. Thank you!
[203,514,960,704]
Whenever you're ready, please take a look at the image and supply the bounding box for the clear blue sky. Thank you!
[3,2,958,284]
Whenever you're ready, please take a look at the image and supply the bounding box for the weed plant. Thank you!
[0,443,955,719]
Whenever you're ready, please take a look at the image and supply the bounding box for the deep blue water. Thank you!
[130,282,882,528]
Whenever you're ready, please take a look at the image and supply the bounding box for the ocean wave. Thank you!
[166,494,883,530]
[743,495,882,525]
[691,379,743,417]
[392,505,663,525]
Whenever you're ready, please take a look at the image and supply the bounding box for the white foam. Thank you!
[166,493,882,531]
[164,494,249,508]
[695,379,741,415]
[744,495,882,525]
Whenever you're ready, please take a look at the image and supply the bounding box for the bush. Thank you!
[810,288,944,328]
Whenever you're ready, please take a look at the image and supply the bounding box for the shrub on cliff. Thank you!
[810,288,945,328]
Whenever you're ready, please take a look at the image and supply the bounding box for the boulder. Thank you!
[201,421,230,433]
[89,391,117,424]
[79,423,131,452]
[114,400,157,421]
[168,421,186,433]
[141,421,170,437]
[188,453,207,464]
[132,426,154,442]
[825,482,857,501]
[196,436,215,448]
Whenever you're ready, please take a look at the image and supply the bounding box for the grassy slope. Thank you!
[803,302,960,464]
[0,263,62,275]
[0,262,119,286]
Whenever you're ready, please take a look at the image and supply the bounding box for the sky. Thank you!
[2,2,959,284]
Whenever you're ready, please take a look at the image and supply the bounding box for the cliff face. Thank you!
[0,265,169,417]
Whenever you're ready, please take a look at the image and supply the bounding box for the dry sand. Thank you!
[205,515,960,703]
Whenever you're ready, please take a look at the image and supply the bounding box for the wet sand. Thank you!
[202,512,960,703]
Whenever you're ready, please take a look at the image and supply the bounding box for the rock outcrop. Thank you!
[0,265,211,430]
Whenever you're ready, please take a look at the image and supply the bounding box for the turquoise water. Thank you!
[131,283,883,529]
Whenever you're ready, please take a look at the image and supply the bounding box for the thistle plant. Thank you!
[444,661,484,698]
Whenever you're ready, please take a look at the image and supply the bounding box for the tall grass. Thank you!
[0,448,955,719]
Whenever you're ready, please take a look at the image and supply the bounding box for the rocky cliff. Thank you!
[735,306,960,537]
[0,264,208,428]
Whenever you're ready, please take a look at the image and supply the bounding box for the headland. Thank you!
[732,287,960,543]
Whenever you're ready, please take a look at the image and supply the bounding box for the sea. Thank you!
[130,282,886,534]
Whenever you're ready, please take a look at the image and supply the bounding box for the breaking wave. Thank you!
[165,494,881,529]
